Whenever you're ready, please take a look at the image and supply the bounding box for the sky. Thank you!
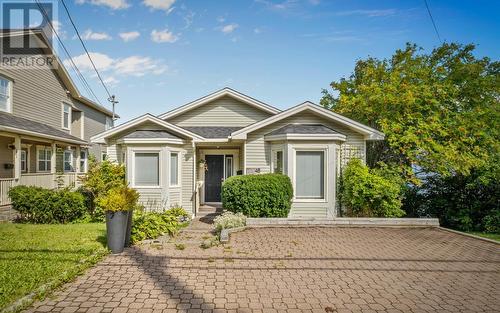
[28,0,500,122]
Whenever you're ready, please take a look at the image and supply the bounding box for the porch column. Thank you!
[50,142,57,174]
[75,146,81,173]
[13,135,21,179]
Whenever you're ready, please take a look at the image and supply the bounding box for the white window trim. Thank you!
[80,150,88,173]
[131,149,162,189]
[20,150,27,172]
[292,146,328,203]
[64,150,74,172]
[36,146,52,172]
[62,103,72,131]
[0,76,13,113]
[224,156,234,179]
[270,147,284,174]
[169,149,182,188]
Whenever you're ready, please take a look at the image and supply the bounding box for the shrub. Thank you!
[9,185,86,223]
[96,186,140,212]
[221,174,293,217]
[340,159,405,217]
[130,208,190,244]
[213,211,247,232]
[80,156,126,221]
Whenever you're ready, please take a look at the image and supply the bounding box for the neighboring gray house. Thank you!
[92,88,384,218]
[0,30,116,207]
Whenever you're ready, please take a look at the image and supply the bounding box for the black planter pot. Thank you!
[105,211,129,254]
[124,209,133,247]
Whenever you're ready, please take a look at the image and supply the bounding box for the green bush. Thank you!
[79,156,126,221]
[130,207,189,244]
[9,186,86,223]
[340,159,405,217]
[221,174,293,217]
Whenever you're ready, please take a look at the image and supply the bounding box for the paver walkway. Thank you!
[26,226,500,313]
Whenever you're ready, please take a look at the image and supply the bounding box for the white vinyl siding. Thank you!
[166,96,272,127]
[134,153,160,187]
[0,77,12,113]
[295,151,325,199]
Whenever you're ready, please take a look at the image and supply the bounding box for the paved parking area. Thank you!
[27,227,499,313]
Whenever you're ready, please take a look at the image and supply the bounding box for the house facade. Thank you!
[92,88,384,218]
[0,30,116,208]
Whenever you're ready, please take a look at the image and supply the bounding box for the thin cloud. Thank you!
[221,23,238,34]
[255,0,299,11]
[151,29,179,43]
[143,0,176,13]
[334,9,397,17]
[82,29,112,40]
[75,0,130,10]
[119,31,140,42]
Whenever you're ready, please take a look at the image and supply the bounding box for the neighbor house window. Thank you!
[64,150,73,172]
[105,116,113,130]
[295,151,325,199]
[80,150,88,172]
[134,152,159,186]
[0,77,12,113]
[62,103,71,130]
[273,150,283,174]
[20,150,27,172]
[170,152,179,186]
[37,147,52,172]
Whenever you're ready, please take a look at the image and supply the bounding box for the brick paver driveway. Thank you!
[28,227,499,313]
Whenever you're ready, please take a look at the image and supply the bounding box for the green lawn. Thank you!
[468,232,500,242]
[0,223,108,311]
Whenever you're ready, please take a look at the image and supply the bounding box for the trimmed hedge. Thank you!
[8,185,86,223]
[221,174,293,217]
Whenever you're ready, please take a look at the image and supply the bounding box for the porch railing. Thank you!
[0,173,84,206]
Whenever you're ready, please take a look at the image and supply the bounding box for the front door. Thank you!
[204,155,224,202]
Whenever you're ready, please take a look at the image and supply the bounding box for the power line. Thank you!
[424,0,442,42]
[33,0,102,104]
[60,0,113,100]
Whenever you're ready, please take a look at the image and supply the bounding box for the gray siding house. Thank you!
[92,88,384,218]
[0,30,116,207]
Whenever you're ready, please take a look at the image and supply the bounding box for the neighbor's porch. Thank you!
[0,133,87,206]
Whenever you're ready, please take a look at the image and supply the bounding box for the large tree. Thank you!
[321,43,499,180]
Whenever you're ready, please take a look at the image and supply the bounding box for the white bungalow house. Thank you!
[91,88,384,218]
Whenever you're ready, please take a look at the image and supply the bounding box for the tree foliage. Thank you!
[321,43,500,179]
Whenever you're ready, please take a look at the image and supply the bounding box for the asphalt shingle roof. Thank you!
[267,124,342,136]
[123,130,182,139]
[181,126,243,139]
[0,111,86,143]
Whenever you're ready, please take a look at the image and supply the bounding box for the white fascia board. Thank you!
[264,133,347,142]
[158,88,280,120]
[116,138,185,144]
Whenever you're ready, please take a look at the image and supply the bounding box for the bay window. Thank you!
[170,152,179,186]
[134,152,159,187]
[272,150,283,174]
[295,151,325,199]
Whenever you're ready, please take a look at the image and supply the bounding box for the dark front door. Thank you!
[205,155,224,202]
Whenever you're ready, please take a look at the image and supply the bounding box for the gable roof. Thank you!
[123,130,182,140]
[158,87,281,120]
[90,114,204,144]
[0,111,86,145]
[0,29,117,118]
[266,124,343,136]
[231,102,385,140]
[181,126,243,139]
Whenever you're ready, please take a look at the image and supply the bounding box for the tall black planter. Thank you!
[124,209,133,247]
[105,211,129,254]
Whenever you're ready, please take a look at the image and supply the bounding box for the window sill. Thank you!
[293,198,327,203]
[132,185,162,189]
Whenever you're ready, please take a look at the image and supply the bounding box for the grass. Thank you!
[467,232,500,242]
[0,223,108,311]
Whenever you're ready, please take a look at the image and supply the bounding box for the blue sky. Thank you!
[43,0,500,122]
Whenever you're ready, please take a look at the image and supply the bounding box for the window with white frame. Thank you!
[64,150,73,172]
[20,150,27,172]
[37,147,52,172]
[295,151,325,199]
[225,155,233,179]
[272,150,284,174]
[134,152,159,186]
[105,116,113,130]
[170,152,179,186]
[0,77,12,113]
[62,103,71,130]
[80,150,88,172]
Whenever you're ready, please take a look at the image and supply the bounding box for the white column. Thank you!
[50,142,57,174]
[75,146,81,173]
[13,135,21,179]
